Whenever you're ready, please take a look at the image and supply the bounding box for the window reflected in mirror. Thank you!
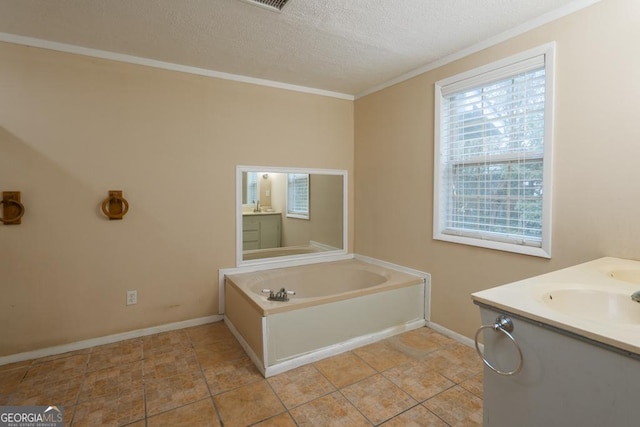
[243,172,258,205]
[287,173,309,219]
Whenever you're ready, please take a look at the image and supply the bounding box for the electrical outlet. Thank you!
[127,290,137,305]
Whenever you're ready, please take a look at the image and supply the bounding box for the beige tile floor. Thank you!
[0,322,483,426]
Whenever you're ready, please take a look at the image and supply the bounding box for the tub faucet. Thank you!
[262,287,295,302]
[632,290,640,303]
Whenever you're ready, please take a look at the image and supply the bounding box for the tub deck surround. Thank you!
[224,258,429,377]
[472,257,640,356]
[242,243,328,261]
[226,258,424,315]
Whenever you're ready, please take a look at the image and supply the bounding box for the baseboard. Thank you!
[426,321,481,350]
[0,314,223,366]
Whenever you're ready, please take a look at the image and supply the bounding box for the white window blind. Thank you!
[434,44,554,258]
[287,173,309,219]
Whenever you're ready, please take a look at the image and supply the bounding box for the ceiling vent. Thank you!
[239,0,290,12]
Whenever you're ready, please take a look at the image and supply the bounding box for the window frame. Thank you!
[433,43,555,258]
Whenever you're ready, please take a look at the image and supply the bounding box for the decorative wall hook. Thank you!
[101,190,129,220]
[0,191,25,225]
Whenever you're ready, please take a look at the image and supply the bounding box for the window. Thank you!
[287,173,309,219]
[433,44,554,258]
[246,172,258,205]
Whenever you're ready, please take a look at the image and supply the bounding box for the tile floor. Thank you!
[0,322,483,426]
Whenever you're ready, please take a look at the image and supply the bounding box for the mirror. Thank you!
[236,165,347,265]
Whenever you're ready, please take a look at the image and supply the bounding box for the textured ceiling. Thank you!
[0,0,596,97]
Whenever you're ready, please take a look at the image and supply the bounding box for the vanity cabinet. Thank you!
[477,305,640,427]
[472,258,640,426]
[242,213,281,250]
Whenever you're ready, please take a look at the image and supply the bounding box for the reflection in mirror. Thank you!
[241,171,259,205]
[237,166,347,265]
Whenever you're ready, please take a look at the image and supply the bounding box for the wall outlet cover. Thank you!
[127,290,137,305]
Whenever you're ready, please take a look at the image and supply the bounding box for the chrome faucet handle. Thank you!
[632,290,640,303]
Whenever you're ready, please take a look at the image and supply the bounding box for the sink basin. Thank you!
[610,269,640,284]
[542,289,640,324]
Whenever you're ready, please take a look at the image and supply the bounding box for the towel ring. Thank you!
[474,315,523,376]
[0,198,25,224]
[101,193,129,220]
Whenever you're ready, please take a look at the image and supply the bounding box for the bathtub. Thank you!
[224,257,429,377]
[242,244,326,261]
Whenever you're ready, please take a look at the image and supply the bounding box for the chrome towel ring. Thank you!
[474,315,523,376]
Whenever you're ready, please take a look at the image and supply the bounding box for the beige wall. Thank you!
[0,42,353,356]
[309,174,344,249]
[354,0,640,338]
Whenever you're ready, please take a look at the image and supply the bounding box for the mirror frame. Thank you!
[236,165,348,266]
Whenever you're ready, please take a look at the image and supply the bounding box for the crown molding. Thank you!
[0,0,599,102]
[0,32,354,101]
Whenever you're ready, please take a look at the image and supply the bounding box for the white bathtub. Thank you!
[242,244,325,261]
[224,258,429,377]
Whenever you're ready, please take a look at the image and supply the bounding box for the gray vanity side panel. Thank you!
[479,307,640,427]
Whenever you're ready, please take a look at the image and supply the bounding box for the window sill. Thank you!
[433,231,551,259]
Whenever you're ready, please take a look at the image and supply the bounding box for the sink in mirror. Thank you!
[542,289,640,324]
[236,165,347,265]
[609,269,640,284]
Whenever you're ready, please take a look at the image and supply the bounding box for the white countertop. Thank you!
[242,211,281,216]
[472,257,640,355]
